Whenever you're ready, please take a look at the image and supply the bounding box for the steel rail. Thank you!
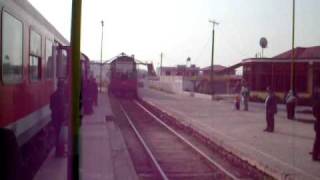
[134,100,240,180]
[119,104,169,180]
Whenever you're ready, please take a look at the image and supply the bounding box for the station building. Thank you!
[242,46,320,104]
[159,64,200,77]
[157,64,241,94]
[201,65,236,76]
[196,66,241,94]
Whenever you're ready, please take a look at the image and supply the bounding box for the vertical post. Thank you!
[209,20,218,99]
[100,20,104,92]
[160,52,163,76]
[210,28,215,97]
[69,0,82,179]
[290,0,295,92]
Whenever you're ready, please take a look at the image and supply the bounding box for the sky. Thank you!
[28,0,320,68]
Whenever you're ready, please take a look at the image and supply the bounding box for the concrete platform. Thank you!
[34,93,138,180]
[139,87,320,180]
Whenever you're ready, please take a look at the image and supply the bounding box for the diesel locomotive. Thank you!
[108,53,138,97]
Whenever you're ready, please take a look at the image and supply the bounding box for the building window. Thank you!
[29,30,42,81]
[2,11,23,84]
[45,39,54,79]
[166,71,171,76]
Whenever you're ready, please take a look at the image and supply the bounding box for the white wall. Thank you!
[147,76,185,94]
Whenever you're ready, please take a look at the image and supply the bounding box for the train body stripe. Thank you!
[5,105,51,146]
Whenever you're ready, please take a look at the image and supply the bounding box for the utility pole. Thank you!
[160,52,163,76]
[209,19,219,99]
[100,20,104,92]
[290,0,296,92]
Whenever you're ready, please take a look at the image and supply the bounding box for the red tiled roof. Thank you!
[273,46,320,59]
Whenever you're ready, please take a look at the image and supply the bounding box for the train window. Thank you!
[115,62,134,73]
[29,30,42,81]
[30,56,40,80]
[2,11,23,84]
[45,39,54,79]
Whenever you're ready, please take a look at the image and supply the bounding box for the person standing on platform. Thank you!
[285,90,297,120]
[92,77,98,106]
[241,83,250,111]
[83,77,94,115]
[234,95,240,110]
[264,87,277,132]
[312,87,320,161]
[50,80,67,157]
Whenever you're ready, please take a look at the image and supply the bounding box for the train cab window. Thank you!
[2,11,23,84]
[29,30,42,81]
[45,39,54,79]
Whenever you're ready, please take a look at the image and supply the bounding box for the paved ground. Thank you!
[34,93,137,180]
[139,87,320,180]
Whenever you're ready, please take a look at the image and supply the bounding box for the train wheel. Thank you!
[0,128,22,180]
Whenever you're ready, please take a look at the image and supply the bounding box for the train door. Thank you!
[53,41,60,89]
[56,45,70,81]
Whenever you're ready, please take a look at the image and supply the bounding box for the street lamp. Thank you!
[209,19,219,99]
[100,20,104,92]
[290,0,296,92]
[160,52,163,76]
[185,57,191,77]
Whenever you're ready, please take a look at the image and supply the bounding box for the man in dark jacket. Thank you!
[50,80,67,157]
[312,88,320,161]
[265,87,277,132]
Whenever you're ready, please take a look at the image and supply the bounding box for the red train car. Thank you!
[0,1,89,179]
[108,53,138,97]
[0,0,67,143]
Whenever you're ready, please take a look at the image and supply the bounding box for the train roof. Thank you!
[10,0,69,45]
[110,53,135,64]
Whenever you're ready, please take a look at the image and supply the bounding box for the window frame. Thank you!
[1,10,24,85]
[45,38,54,80]
[29,27,42,82]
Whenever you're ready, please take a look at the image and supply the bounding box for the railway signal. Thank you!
[259,37,268,58]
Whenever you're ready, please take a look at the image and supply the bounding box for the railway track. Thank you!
[110,96,273,180]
